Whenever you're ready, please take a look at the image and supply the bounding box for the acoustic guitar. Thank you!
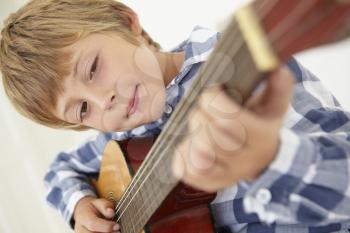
[91,1,350,232]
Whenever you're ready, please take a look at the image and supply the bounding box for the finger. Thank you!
[91,198,115,219]
[76,223,120,233]
[258,66,295,118]
[188,109,252,186]
[173,129,218,178]
[198,85,243,119]
[172,140,229,192]
[184,107,262,181]
[187,107,241,168]
[197,86,253,141]
[75,224,96,233]
[205,110,247,149]
[83,215,119,233]
[176,145,238,192]
[198,84,258,126]
[244,81,267,110]
[173,107,252,191]
[173,123,236,191]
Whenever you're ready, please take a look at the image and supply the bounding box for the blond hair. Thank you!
[0,0,160,131]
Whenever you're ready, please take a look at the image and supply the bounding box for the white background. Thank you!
[0,0,349,232]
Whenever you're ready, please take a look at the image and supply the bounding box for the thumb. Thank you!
[91,198,115,219]
[260,66,295,118]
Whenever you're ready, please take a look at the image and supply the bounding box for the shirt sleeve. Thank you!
[43,132,114,229]
[242,58,350,226]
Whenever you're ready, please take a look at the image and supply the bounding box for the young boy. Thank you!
[1,1,350,233]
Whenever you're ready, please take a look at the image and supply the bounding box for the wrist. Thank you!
[247,130,280,181]
[73,196,96,222]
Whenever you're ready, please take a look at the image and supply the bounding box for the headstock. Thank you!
[254,0,350,59]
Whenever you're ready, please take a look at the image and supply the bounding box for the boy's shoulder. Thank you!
[171,25,221,70]
[172,25,221,54]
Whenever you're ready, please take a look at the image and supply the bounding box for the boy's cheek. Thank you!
[134,45,163,81]
[146,87,167,120]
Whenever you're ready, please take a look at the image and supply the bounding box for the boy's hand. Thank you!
[73,196,120,233]
[172,66,295,192]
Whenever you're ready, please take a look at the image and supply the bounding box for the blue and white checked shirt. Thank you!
[44,26,350,233]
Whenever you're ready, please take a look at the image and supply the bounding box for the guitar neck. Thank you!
[254,0,350,60]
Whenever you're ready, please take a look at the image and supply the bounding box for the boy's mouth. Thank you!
[127,84,140,117]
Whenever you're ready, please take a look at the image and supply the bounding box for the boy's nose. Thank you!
[105,94,116,110]
[103,93,116,110]
[91,92,116,111]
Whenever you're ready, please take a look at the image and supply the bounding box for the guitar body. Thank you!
[91,137,217,233]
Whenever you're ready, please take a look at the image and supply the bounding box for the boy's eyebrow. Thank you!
[73,51,83,80]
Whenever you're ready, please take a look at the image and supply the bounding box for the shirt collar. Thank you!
[166,25,220,88]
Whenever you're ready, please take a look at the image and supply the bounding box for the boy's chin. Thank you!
[103,113,145,132]
[98,106,165,133]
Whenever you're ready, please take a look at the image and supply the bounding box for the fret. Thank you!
[117,175,147,233]
[120,166,178,232]
[119,212,132,233]
[133,182,169,231]
[115,130,173,214]
[135,193,154,231]
[130,192,138,231]
[135,181,160,231]
[115,135,179,217]
[117,171,176,231]
[133,191,152,230]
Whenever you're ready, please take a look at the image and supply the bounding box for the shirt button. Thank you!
[255,188,272,205]
[165,104,173,114]
[265,212,277,224]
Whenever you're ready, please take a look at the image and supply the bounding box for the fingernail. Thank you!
[107,208,114,213]
[113,224,120,231]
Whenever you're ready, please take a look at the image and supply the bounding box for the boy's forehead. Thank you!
[69,31,122,49]
[61,33,113,80]
[61,32,125,67]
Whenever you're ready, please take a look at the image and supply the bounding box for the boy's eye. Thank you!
[89,56,98,80]
[79,101,88,122]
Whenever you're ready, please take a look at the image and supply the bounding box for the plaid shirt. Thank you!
[44,26,350,233]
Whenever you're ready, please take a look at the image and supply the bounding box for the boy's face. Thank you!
[55,32,167,132]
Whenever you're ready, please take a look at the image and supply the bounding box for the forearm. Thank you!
[44,153,100,228]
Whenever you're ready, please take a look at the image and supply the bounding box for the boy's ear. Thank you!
[122,9,143,37]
